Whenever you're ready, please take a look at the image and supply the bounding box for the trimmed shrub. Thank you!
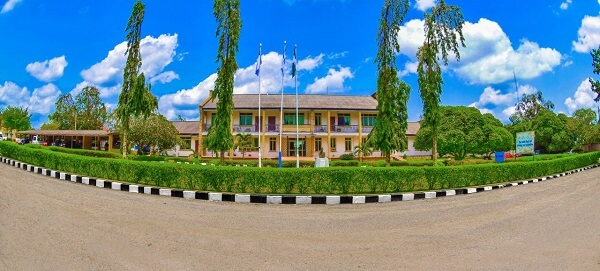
[339,153,355,160]
[132,155,166,162]
[1,141,598,195]
[47,146,121,159]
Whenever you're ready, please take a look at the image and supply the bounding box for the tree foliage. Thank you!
[566,108,599,146]
[40,121,61,130]
[353,142,374,162]
[1,106,31,131]
[128,113,179,155]
[588,45,600,102]
[530,110,572,153]
[204,0,242,162]
[48,86,108,130]
[234,133,253,158]
[416,0,465,164]
[510,91,555,123]
[367,0,410,165]
[116,0,158,158]
[414,106,511,160]
[48,93,76,129]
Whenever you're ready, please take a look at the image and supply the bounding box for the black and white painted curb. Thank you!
[1,156,598,205]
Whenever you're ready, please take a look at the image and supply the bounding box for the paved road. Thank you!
[1,163,599,271]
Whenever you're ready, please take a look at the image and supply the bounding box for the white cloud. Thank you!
[471,84,537,108]
[414,0,436,11]
[0,81,61,114]
[25,56,68,82]
[327,51,348,59]
[397,18,562,84]
[469,84,538,122]
[1,0,22,13]
[158,51,328,120]
[297,54,324,71]
[399,61,418,77]
[305,66,354,94]
[560,0,572,10]
[565,79,598,114]
[79,34,178,96]
[573,15,600,53]
[563,60,573,67]
[70,81,121,99]
[150,71,179,84]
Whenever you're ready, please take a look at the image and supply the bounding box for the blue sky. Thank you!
[1,0,600,128]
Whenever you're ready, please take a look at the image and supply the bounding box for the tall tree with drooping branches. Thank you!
[204,0,242,162]
[588,45,600,103]
[416,0,465,164]
[367,0,410,166]
[116,0,158,158]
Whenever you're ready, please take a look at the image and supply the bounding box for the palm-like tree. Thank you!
[354,143,374,162]
[234,133,253,158]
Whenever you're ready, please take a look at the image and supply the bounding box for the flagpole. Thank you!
[279,41,286,168]
[294,44,299,168]
[257,43,262,168]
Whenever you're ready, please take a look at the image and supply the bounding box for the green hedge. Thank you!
[1,141,598,195]
[46,146,122,159]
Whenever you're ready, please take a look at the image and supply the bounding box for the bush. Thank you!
[1,141,598,195]
[47,146,122,159]
[132,155,166,162]
[339,153,355,160]
[330,160,359,167]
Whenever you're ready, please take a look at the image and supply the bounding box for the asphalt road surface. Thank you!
[1,162,599,270]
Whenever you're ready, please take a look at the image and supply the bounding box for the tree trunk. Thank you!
[385,150,390,166]
[220,151,225,163]
[432,133,438,165]
[121,123,128,159]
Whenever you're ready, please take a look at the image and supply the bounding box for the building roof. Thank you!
[171,121,199,135]
[406,122,421,136]
[18,130,113,137]
[201,94,378,111]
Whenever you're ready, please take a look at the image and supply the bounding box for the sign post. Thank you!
[516,131,535,160]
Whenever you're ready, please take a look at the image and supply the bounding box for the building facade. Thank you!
[198,94,430,159]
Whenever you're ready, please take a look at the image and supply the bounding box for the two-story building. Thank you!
[197,94,430,159]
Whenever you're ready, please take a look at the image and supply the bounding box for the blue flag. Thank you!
[281,43,286,75]
[292,45,297,78]
[255,48,262,76]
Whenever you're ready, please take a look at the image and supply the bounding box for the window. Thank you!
[239,113,253,126]
[338,114,351,125]
[361,114,377,127]
[345,138,352,151]
[314,113,322,126]
[269,137,277,151]
[330,138,337,152]
[315,138,322,152]
[284,113,304,125]
[180,136,192,150]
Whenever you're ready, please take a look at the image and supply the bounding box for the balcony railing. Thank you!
[202,123,369,134]
[331,125,359,133]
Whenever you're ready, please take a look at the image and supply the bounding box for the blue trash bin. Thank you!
[494,151,505,163]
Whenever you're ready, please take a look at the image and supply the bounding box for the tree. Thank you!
[566,108,599,146]
[116,0,158,158]
[414,106,511,160]
[40,121,61,130]
[511,91,555,122]
[234,133,253,158]
[367,0,410,166]
[353,143,374,162]
[530,109,572,153]
[204,0,242,162]
[48,93,76,129]
[75,86,107,130]
[587,45,600,102]
[1,106,31,132]
[128,113,179,155]
[416,0,465,164]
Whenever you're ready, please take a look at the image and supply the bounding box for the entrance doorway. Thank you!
[288,138,306,157]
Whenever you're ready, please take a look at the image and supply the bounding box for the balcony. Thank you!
[331,125,359,133]
[362,126,373,133]
[233,125,256,133]
[313,125,328,133]
[281,124,312,133]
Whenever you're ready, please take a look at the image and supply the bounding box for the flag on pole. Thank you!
[255,47,262,76]
[281,43,286,75]
[291,45,297,78]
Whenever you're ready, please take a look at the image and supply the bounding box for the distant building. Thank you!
[197,94,430,159]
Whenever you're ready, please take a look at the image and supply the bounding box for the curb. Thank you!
[1,156,598,205]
